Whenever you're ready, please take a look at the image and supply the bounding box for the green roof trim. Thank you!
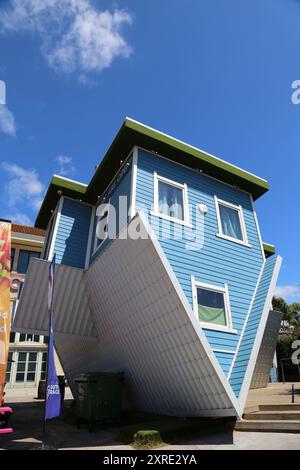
[263,242,276,258]
[51,175,87,194]
[125,118,269,192]
[35,176,87,229]
[35,118,270,229]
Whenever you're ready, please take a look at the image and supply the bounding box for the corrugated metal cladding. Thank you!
[13,258,97,339]
[54,198,92,269]
[135,148,264,375]
[250,310,282,390]
[54,335,99,396]
[229,255,281,396]
[85,214,238,417]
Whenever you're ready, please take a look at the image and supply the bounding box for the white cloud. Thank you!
[0,105,16,136]
[1,162,45,212]
[55,154,76,177]
[274,285,300,300]
[0,0,133,80]
[5,212,32,226]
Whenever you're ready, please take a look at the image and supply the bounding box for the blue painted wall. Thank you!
[229,255,278,395]
[53,197,92,269]
[135,148,265,375]
[90,160,132,263]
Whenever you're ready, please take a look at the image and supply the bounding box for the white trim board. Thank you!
[85,206,96,269]
[129,146,138,219]
[48,197,63,260]
[227,260,266,380]
[238,255,282,411]
[250,194,266,262]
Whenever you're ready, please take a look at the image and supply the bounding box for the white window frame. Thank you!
[150,172,192,227]
[92,199,111,255]
[214,196,251,248]
[191,276,237,334]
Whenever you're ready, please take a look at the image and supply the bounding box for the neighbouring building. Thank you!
[14,118,282,418]
[7,224,47,389]
[7,223,63,390]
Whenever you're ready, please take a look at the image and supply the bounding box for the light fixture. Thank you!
[199,202,208,214]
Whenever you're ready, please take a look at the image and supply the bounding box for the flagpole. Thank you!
[43,320,51,435]
[43,255,55,435]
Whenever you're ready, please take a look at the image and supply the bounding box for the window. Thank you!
[93,201,110,253]
[9,332,16,343]
[41,352,47,380]
[11,247,15,271]
[192,278,236,333]
[215,197,249,246]
[152,173,191,226]
[15,351,38,383]
[6,352,13,384]
[17,250,41,274]
[19,333,40,343]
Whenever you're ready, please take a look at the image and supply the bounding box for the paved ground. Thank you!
[1,384,300,450]
[245,382,300,411]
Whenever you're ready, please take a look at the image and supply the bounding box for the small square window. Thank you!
[152,173,190,226]
[197,287,227,327]
[158,180,184,221]
[215,197,249,246]
[218,204,243,241]
[192,278,235,332]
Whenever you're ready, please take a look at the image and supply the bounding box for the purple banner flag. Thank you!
[45,255,61,421]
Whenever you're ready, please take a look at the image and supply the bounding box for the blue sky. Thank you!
[0,0,299,301]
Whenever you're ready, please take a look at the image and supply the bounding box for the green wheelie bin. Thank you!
[75,372,124,431]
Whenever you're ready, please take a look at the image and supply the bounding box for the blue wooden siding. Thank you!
[90,162,132,263]
[229,255,278,396]
[214,351,235,376]
[135,148,265,376]
[53,198,92,269]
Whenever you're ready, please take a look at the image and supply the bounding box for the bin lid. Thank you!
[74,371,124,382]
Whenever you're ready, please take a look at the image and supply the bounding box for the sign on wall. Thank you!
[0,220,11,404]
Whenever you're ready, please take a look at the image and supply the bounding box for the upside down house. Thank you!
[14,118,282,418]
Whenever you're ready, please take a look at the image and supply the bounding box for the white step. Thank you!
[235,419,300,433]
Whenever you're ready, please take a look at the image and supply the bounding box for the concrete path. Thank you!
[1,384,300,450]
[245,382,300,411]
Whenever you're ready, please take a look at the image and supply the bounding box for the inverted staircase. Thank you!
[236,404,300,432]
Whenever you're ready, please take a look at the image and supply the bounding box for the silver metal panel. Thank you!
[79,214,238,417]
[250,310,282,389]
[13,258,97,339]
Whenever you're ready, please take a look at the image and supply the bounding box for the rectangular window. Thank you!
[197,287,227,326]
[152,173,190,225]
[6,352,13,384]
[41,352,47,380]
[192,278,235,333]
[215,197,249,246]
[17,250,41,274]
[15,352,38,383]
[19,333,40,343]
[11,247,15,271]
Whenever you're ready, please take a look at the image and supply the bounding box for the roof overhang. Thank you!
[35,118,269,229]
[86,118,269,203]
[35,175,87,229]
[263,242,276,258]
